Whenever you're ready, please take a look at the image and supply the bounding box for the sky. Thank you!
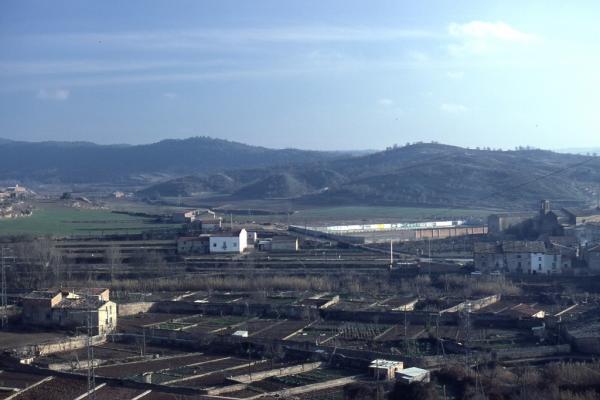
[1,1,600,151]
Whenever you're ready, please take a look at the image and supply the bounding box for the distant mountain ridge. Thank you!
[0,136,340,184]
[1,136,598,209]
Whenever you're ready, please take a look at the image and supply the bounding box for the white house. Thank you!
[209,229,248,253]
[474,241,563,274]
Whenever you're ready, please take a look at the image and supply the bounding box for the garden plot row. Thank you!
[79,385,146,400]
[145,357,249,385]
[295,387,345,400]
[43,342,187,370]
[119,313,188,330]
[235,368,357,397]
[176,360,291,389]
[174,315,250,333]
[94,353,216,378]
[13,377,88,400]
[373,324,428,341]
[0,370,214,400]
[255,320,308,340]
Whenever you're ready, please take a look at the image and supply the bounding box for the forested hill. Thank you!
[139,143,600,209]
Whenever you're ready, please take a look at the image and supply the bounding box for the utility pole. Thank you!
[86,291,96,400]
[1,247,8,329]
[389,240,393,270]
[464,301,472,370]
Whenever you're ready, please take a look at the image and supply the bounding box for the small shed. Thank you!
[369,359,404,380]
[396,367,430,384]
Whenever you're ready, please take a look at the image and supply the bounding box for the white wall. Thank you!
[209,229,247,253]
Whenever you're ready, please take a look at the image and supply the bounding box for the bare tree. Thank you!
[105,245,122,282]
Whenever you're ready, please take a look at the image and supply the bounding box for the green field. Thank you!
[0,203,182,237]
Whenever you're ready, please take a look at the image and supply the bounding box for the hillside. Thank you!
[0,137,339,184]
[139,143,600,209]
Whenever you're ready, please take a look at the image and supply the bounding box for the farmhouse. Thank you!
[474,240,567,274]
[173,209,201,223]
[198,217,223,232]
[177,236,210,255]
[22,288,116,334]
[209,229,248,253]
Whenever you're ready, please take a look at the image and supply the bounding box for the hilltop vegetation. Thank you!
[139,142,600,209]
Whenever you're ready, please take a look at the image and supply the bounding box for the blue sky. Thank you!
[1,0,599,150]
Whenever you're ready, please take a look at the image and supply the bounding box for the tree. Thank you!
[105,245,122,282]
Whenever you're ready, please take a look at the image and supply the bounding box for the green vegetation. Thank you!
[0,203,181,236]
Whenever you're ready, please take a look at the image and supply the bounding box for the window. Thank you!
[233,242,237,246]
[538,257,542,261]
[538,264,542,270]
[213,243,217,247]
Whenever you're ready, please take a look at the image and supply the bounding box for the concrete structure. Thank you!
[474,241,566,274]
[22,288,116,334]
[198,218,222,232]
[177,236,210,255]
[270,236,299,252]
[369,359,404,380]
[562,207,600,226]
[395,367,430,384]
[209,229,248,253]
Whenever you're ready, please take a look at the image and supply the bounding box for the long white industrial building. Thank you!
[292,220,466,235]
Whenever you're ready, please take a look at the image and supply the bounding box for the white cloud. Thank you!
[448,21,537,56]
[441,103,468,113]
[446,71,464,80]
[163,92,177,99]
[378,98,394,107]
[33,27,436,51]
[449,21,536,43]
[36,88,70,101]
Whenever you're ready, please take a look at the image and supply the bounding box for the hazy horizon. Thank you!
[2,1,600,150]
